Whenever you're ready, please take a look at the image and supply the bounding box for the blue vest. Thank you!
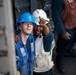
[15,34,35,75]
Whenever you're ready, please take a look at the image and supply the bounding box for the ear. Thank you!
[19,23,23,30]
[19,25,22,30]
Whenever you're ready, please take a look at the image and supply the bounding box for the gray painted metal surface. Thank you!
[0,0,16,75]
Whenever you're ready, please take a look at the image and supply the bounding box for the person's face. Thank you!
[20,22,33,35]
[34,25,43,36]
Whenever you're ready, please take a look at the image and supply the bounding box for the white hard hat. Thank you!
[32,9,50,25]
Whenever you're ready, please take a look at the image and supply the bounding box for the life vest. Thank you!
[34,36,55,72]
[62,0,76,29]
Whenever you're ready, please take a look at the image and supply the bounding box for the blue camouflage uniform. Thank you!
[15,33,35,75]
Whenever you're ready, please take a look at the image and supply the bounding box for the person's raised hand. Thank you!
[39,17,46,27]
